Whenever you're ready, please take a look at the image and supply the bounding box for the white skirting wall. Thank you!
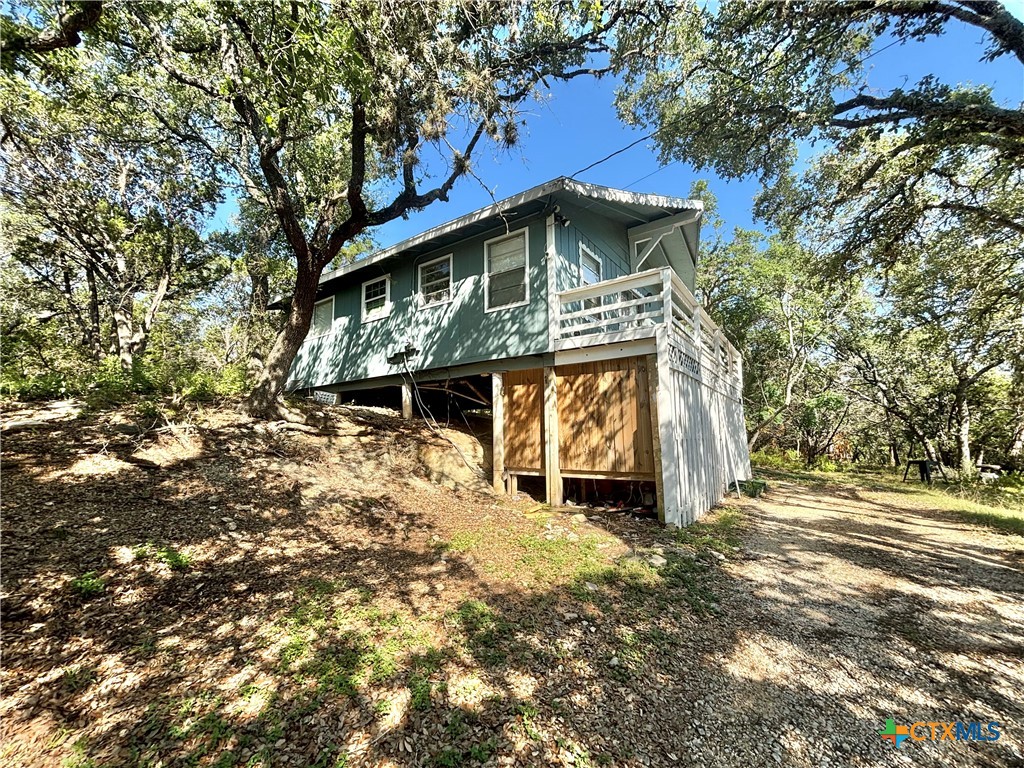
[655,328,751,526]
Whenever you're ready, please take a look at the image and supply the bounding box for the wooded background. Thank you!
[2,1,1021,475]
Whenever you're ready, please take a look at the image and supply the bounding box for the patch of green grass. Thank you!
[444,710,468,738]
[407,648,447,710]
[514,700,542,740]
[409,674,434,710]
[467,738,497,762]
[674,506,744,554]
[952,506,1024,536]
[69,571,105,599]
[758,464,1024,536]
[515,532,603,583]
[239,683,262,700]
[447,600,509,666]
[432,747,463,767]
[299,633,367,695]
[60,666,97,693]
[430,737,498,767]
[444,531,482,552]
[364,637,403,683]
[134,543,192,570]
[62,737,97,768]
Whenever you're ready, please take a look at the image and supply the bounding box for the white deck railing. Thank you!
[554,267,742,392]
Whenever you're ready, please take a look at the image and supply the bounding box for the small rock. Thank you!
[648,554,667,567]
[608,657,620,667]
[571,513,587,523]
[584,582,598,592]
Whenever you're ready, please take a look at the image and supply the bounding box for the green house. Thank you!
[289,177,751,526]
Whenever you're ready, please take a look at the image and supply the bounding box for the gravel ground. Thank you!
[1,402,1022,767]
[654,481,1024,768]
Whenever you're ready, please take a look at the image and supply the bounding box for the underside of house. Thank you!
[291,179,751,526]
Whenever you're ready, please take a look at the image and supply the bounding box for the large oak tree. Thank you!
[102,0,643,417]
[618,0,1024,268]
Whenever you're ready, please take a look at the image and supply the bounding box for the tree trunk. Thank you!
[1009,423,1024,457]
[921,435,939,464]
[85,263,104,362]
[954,389,974,475]
[888,442,899,467]
[245,262,318,417]
[131,266,172,361]
[112,297,135,372]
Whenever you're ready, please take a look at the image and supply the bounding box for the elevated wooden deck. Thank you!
[491,267,751,525]
[552,267,742,400]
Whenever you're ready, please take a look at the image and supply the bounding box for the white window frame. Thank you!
[417,253,454,309]
[579,243,603,312]
[309,296,335,338]
[578,243,602,286]
[483,227,530,314]
[360,274,392,324]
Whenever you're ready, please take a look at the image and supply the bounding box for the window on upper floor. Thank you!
[579,244,602,287]
[418,254,453,307]
[310,297,334,337]
[485,230,528,311]
[579,244,602,311]
[361,275,391,323]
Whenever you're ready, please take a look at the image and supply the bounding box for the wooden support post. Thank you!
[506,474,518,496]
[491,372,505,493]
[543,366,563,506]
[646,354,666,523]
[401,382,413,420]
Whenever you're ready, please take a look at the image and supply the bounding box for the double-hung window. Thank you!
[485,230,528,311]
[310,297,334,337]
[418,254,452,307]
[361,275,391,323]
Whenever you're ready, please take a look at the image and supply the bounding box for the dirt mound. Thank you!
[417,428,490,493]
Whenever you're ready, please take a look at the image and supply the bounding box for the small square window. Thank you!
[485,230,528,311]
[361,275,391,323]
[418,254,452,307]
[310,297,334,337]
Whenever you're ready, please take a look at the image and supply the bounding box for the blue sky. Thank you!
[371,11,1023,250]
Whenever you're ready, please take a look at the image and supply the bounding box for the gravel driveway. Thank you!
[683,479,1024,768]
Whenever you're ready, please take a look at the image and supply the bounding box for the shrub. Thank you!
[749,449,804,471]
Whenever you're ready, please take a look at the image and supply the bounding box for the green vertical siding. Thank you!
[289,216,549,389]
[552,200,631,292]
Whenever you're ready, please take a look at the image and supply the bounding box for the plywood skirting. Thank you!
[503,368,544,472]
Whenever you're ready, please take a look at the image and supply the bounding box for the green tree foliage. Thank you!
[694,176,1022,472]
[618,1,1024,268]
[692,184,850,453]
[1,32,223,387]
[103,0,642,416]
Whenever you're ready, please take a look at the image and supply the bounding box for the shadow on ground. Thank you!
[2,412,1022,768]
